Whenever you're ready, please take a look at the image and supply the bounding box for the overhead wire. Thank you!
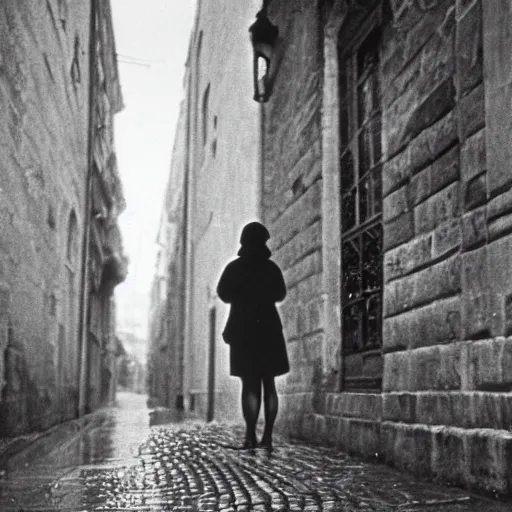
[116,53,165,68]
[117,59,151,68]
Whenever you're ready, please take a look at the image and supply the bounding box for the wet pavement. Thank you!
[0,392,510,511]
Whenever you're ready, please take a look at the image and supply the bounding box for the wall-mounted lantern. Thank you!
[249,6,279,103]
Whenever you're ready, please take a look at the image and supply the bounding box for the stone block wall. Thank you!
[164,99,189,412]
[262,0,324,403]
[148,94,190,412]
[378,0,512,494]
[263,0,512,496]
[0,0,92,435]
[165,195,187,411]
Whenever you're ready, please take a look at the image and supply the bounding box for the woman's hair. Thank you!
[240,222,270,246]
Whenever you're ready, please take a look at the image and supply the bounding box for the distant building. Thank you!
[116,330,146,395]
[147,204,174,407]
[116,337,145,394]
[148,96,188,410]
[0,0,126,435]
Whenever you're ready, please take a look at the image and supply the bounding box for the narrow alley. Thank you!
[0,392,509,512]
[3,1,512,509]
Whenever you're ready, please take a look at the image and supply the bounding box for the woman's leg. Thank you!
[261,376,278,447]
[241,375,261,447]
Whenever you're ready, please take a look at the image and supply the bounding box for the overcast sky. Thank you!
[111,0,196,344]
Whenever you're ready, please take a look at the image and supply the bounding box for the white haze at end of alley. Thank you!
[111,0,196,359]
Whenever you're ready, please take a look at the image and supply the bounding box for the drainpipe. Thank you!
[76,0,98,418]
[258,103,265,221]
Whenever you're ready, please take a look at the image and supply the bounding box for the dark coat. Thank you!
[217,251,289,378]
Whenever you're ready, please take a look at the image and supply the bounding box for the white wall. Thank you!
[185,0,262,419]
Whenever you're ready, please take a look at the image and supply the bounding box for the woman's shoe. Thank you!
[258,436,273,451]
[242,438,256,450]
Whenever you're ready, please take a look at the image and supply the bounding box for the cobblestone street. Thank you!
[0,393,509,511]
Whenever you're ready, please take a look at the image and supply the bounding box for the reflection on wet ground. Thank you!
[0,393,162,510]
[0,392,510,511]
[149,406,185,427]
[5,394,150,469]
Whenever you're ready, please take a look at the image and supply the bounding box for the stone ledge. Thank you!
[324,392,382,420]
[382,421,512,495]
[384,338,512,393]
[302,413,381,459]
[0,410,104,468]
[280,398,512,495]
[383,391,512,430]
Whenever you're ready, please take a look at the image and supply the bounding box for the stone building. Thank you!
[258,0,512,496]
[148,204,174,407]
[149,0,262,420]
[183,0,263,420]
[0,0,126,435]
[82,0,127,415]
[148,99,188,410]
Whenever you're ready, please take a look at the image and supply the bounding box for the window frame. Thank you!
[338,6,384,391]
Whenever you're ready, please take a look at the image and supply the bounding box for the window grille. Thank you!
[339,19,383,391]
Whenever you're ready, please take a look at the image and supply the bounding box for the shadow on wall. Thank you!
[0,312,79,437]
[0,340,57,436]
